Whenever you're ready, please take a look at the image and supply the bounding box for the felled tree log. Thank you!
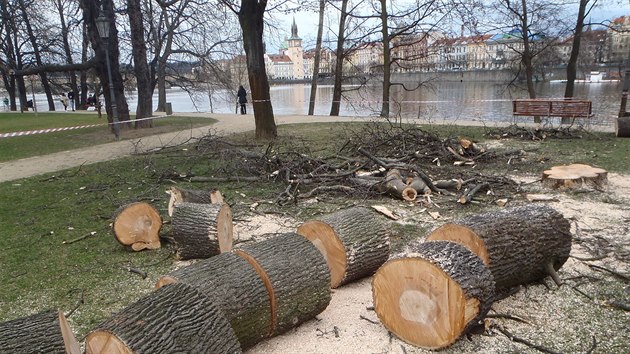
[167,186,224,217]
[372,241,495,350]
[379,169,417,201]
[542,163,608,190]
[171,202,233,260]
[112,202,162,251]
[0,310,81,354]
[234,232,331,337]
[156,252,270,349]
[297,206,390,288]
[408,176,430,194]
[426,204,571,289]
[85,283,241,354]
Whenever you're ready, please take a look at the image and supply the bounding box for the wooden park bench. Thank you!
[512,99,593,123]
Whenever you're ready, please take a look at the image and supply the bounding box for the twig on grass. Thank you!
[359,315,379,325]
[65,289,85,318]
[62,231,96,245]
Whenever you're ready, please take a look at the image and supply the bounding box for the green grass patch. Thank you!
[0,113,216,162]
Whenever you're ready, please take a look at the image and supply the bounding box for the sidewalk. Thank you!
[0,113,362,183]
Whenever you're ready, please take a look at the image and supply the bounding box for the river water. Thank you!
[35,81,623,126]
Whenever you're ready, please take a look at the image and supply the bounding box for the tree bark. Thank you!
[372,240,495,349]
[171,202,233,260]
[0,310,81,354]
[297,206,390,288]
[238,0,277,139]
[426,204,572,290]
[308,0,326,116]
[167,186,223,216]
[235,232,331,336]
[156,252,271,349]
[55,0,80,111]
[85,283,242,354]
[379,0,391,118]
[520,0,536,101]
[330,0,349,116]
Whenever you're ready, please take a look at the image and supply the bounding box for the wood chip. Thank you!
[526,194,559,202]
[495,198,509,207]
[371,205,399,220]
[428,211,441,220]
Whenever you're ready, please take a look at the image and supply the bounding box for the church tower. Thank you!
[286,17,304,80]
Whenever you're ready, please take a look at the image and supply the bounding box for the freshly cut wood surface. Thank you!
[372,241,495,349]
[85,283,241,354]
[426,204,572,289]
[167,186,223,217]
[171,202,233,260]
[0,310,80,354]
[297,206,390,288]
[235,232,331,337]
[542,163,607,190]
[111,202,162,251]
[156,252,270,349]
[380,169,417,201]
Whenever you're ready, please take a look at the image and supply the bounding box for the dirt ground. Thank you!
[233,173,630,354]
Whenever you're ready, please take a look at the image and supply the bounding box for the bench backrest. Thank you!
[513,99,592,118]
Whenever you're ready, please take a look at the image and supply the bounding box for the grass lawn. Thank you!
[0,122,628,345]
[0,112,216,162]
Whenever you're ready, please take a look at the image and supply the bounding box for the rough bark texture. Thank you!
[111,202,162,251]
[171,202,233,260]
[426,204,572,289]
[297,206,390,288]
[0,310,80,354]
[235,232,331,337]
[373,241,495,349]
[85,283,241,354]
[156,252,271,349]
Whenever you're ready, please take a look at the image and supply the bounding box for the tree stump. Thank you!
[616,116,630,137]
[234,232,331,337]
[542,163,608,190]
[426,204,572,289]
[171,202,233,260]
[297,206,390,288]
[112,202,162,251]
[85,283,241,354]
[0,310,81,354]
[156,252,270,349]
[372,241,495,350]
[167,186,224,217]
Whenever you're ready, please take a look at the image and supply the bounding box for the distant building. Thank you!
[607,16,630,64]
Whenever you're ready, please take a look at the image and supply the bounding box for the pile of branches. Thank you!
[484,124,591,141]
[156,126,520,205]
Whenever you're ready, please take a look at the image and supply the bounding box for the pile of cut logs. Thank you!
[0,186,572,352]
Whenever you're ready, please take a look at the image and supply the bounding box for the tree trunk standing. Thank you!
[379,0,391,118]
[308,0,326,116]
[617,47,630,137]
[520,0,536,101]
[79,0,131,129]
[80,23,89,109]
[127,0,153,125]
[238,0,277,139]
[330,0,349,116]
[155,4,174,113]
[564,0,589,103]
[17,0,56,111]
[55,0,80,110]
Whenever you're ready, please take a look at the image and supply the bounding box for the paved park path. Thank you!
[0,113,363,183]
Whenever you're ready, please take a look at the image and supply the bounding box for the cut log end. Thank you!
[217,204,234,253]
[155,275,178,289]
[112,202,162,251]
[297,220,347,288]
[58,310,82,354]
[85,332,133,354]
[372,258,478,349]
[542,164,608,190]
[425,224,490,266]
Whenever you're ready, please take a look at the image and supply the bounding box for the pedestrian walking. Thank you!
[237,85,247,115]
[67,91,75,111]
[59,93,69,111]
[3,97,8,111]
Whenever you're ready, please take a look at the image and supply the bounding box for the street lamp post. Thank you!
[95,8,120,139]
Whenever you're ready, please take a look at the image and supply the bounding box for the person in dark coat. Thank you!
[237,85,247,115]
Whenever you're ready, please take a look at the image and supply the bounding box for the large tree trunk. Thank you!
[297,206,390,288]
[85,283,242,354]
[372,240,495,349]
[238,0,276,139]
[0,310,81,354]
[111,202,162,251]
[156,252,271,349]
[330,0,349,116]
[127,0,153,125]
[234,232,331,337]
[171,202,233,260]
[308,0,326,116]
[166,186,223,217]
[426,204,572,290]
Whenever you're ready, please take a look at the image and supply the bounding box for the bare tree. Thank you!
[127,0,153,123]
[330,0,350,116]
[307,0,326,116]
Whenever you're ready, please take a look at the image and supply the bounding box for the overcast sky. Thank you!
[270,3,629,51]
